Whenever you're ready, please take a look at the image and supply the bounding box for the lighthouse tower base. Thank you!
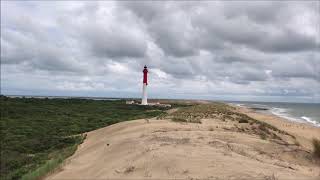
[141,83,147,105]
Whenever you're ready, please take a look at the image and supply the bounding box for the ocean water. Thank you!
[228,101,320,127]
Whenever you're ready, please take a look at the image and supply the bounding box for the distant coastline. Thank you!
[3,94,121,101]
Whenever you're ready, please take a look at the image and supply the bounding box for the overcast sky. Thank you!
[1,1,319,102]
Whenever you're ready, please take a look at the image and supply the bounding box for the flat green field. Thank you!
[0,96,169,179]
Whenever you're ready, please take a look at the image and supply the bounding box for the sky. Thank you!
[1,1,320,103]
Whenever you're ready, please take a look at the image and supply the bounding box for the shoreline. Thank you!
[234,105,320,151]
[229,102,320,127]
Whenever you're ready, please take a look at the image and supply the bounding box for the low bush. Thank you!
[238,119,249,123]
[312,138,320,158]
[1,96,167,179]
[21,138,82,180]
[172,117,187,122]
[259,133,267,140]
[189,119,202,124]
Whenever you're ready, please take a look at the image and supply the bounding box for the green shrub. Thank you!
[1,96,167,179]
[259,133,267,140]
[258,124,268,132]
[172,117,187,122]
[238,119,249,123]
[189,118,202,124]
[21,135,85,180]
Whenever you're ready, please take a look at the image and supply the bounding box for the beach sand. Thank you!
[237,106,320,151]
[47,105,320,180]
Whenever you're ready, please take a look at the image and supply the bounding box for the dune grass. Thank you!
[21,135,85,180]
[312,138,320,158]
[161,103,295,141]
[172,117,187,122]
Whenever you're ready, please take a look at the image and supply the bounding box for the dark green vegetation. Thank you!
[21,136,85,180]
[0,96,169,179]
[312,138,320,158]
[171,117,188,123]
[238,119,249,123]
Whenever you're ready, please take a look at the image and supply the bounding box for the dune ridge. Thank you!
[47,103,320,180]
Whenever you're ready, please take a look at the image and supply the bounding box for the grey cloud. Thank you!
[256,30,317,53]
[263,87,314,97]
[215,62,269,84]
[160,59,197,79]
[125,1,318,57]
[1,28,86,73]
[149,25,199,57]
[1,1,320,102]
[30,47,86,73]
[222,2,285,23]
[83,26,148,58]
[195,12,317,53]
[1,28,38,65]
[63,3,149,59]
[121,1,166,22]
[124,1,200,57]
[270,56,320,81]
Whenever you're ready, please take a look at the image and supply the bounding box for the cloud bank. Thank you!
[1,1,319,102]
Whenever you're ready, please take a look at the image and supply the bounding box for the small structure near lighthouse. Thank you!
[141,65,148,105]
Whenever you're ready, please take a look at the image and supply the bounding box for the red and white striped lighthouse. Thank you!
[141,65,148,105]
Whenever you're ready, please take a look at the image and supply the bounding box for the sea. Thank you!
[228,101,320,127]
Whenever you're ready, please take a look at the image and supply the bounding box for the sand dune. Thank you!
[47,108,319,180]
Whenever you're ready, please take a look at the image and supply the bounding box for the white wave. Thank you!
[270,108,302,122]
[271,107,287,114]
[269,107,320,127]
[301,116,320,127]
[228,103,244,107]
[301,116,311,121]
[252,103,268,107]
[249,104,270,109]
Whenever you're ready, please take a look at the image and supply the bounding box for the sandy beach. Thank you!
[47,104,320,180]
[237,106,320,151]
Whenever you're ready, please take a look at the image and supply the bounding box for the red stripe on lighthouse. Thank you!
[143,68,148,85]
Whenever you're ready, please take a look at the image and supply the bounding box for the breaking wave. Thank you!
[270,107,320,127]
[228,102,320,127]
[301,116,320,127]
[270,107,300,122]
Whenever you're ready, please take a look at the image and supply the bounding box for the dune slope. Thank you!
[47,111,319,179]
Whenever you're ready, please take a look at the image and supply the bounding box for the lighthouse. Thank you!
[141,65,148,105]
